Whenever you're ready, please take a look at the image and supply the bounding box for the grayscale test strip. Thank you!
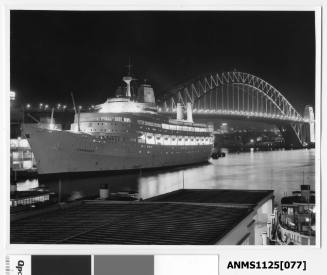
[5,255,219,275]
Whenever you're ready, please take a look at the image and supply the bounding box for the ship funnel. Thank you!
[301,184,311,203]
[123,76,133,98]
[176,103,183,120]
[186,102,193,123]
[137,84,155,104]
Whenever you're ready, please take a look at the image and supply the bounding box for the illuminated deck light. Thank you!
[10,91,16,101]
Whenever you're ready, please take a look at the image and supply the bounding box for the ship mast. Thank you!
[71,92,80,131]
[123,60,133,98]
[50,107,54,125]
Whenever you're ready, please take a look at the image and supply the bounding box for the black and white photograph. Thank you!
[9,10,317,246]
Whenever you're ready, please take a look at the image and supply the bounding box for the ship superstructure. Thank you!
[23,72,214,175]
[267,185,315,245]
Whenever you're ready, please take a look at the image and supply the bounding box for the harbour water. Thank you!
[16,149,315,205]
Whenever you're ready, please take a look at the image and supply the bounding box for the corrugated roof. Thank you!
[146,189,273,206]
[11,189,273,245]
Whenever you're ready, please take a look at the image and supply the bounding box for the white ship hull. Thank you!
[23,124,213,175]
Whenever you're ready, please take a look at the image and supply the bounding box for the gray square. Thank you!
[94,255,154,275]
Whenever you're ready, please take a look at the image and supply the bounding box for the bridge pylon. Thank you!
[303,105,315,144]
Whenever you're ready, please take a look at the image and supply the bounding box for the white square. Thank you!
[155,255,218,275]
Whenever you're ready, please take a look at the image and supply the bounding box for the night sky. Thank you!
[10,11,315,113]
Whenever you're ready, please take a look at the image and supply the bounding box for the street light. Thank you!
[26,104,31,109]
[10,91,16,101]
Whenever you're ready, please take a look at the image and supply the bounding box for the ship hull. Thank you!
[23,124,213,175]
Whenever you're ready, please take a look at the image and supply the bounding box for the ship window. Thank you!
[163,136,170,145]
[155,135,162,145]
[137,132,146,144]
[178,137,184,146]
[185,138,190,146]
[171,136,177,145]
[146,134,155,145]
[190,137,195,145]
[288,207,294,215]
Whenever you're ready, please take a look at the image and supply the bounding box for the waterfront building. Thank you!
[11,189,273,245]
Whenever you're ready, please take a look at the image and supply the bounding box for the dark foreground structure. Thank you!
[11,189,273,245]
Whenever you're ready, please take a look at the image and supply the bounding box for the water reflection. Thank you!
[17,149,315,205]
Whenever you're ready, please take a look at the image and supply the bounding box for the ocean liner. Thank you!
[23,73,214,175]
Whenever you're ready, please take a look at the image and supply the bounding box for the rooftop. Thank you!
[11,189,273,245]
[146,189,273,206]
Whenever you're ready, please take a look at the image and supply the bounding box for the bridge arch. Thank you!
[159,72,312,147]
[160,72,304,122]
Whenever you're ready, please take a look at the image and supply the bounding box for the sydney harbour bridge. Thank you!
[12,71,315,149]
[158,71,315,148]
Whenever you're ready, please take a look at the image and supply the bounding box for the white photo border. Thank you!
[0,2,325,270]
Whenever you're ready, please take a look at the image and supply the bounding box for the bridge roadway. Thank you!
[159,112,309,149]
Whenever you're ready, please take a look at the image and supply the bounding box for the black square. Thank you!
[32,255,91,275]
